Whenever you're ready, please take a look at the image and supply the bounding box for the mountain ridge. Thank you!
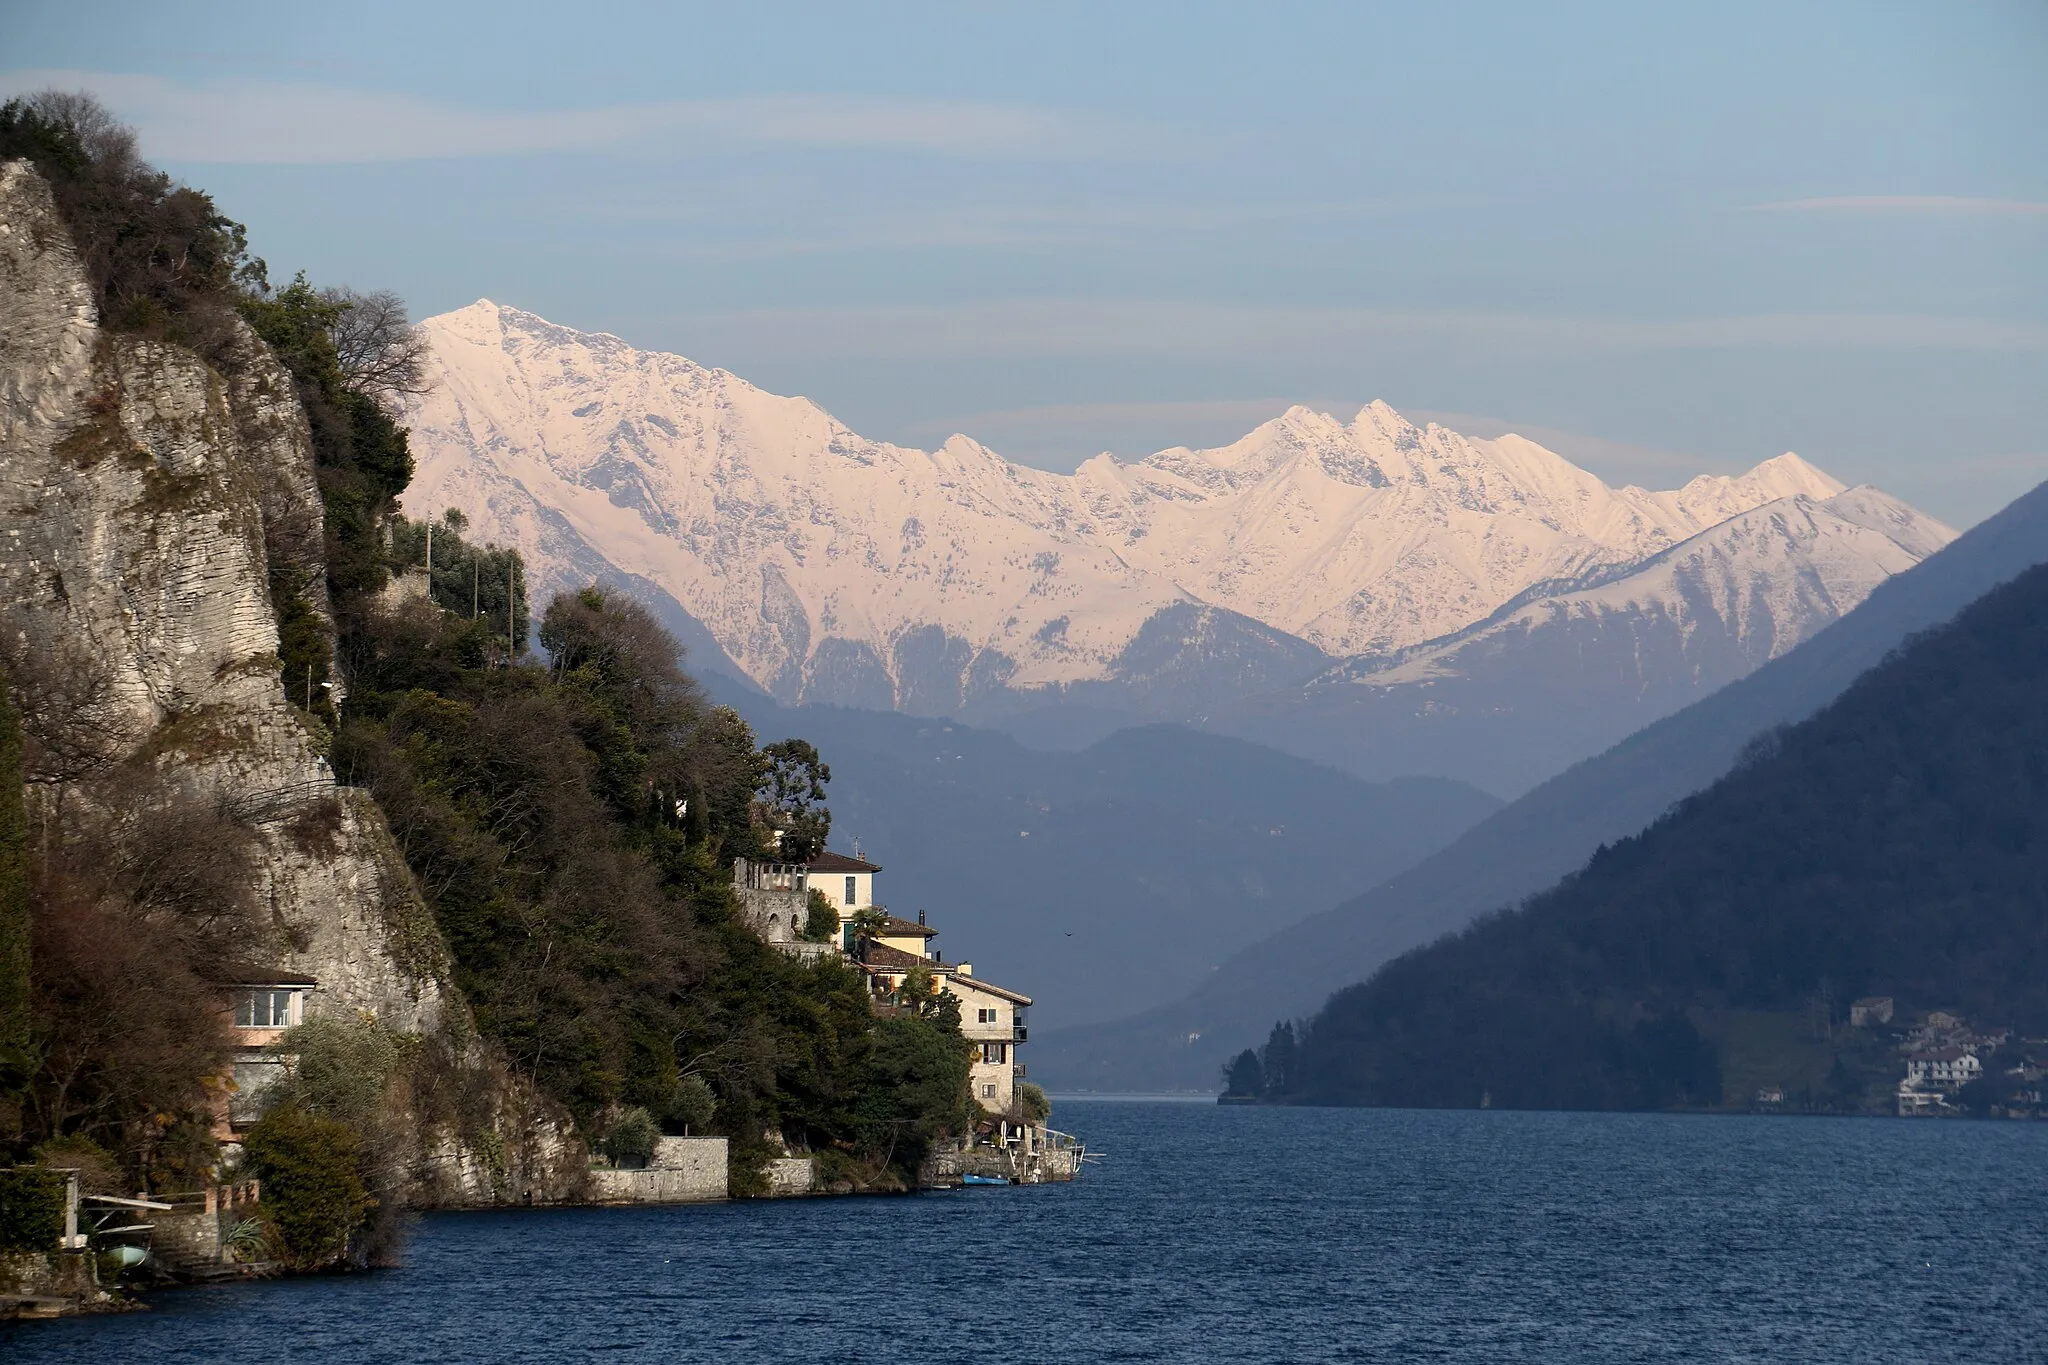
[403,300,1947,747]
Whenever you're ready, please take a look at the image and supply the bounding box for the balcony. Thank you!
[1013,1064,1027,1079]
[1013,1025,1028,1043]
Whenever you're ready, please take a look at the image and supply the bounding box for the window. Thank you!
[844,875,857,907]
[981,1042,1007,1064]
[982,1084,997,1098]
[977,1008,999,1024]
[234,988,298,1029]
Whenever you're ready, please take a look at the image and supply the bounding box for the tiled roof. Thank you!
[855,942,1035,1006]
[949,975,1033,1007]
[808,850,882,873]
[857,941,931,971]
[874,914,935,938]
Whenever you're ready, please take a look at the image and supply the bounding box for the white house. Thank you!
[1905,1048,1981,1089]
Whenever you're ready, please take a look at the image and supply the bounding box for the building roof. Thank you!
[213,970,320,987]
[853,942,1033,1006]
[949,975,1033,1007]
[873,914,935,939]
[857,941,932,971]
[808,850,882,874]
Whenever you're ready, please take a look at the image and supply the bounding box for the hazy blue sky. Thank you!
[8,1,2045,525]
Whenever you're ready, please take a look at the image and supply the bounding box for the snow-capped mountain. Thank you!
[1338,486,1953,694]
[1206,486,1955,795]
[404,300,1947,744]
[401,301,1957,791]
[1065,412,1849,659]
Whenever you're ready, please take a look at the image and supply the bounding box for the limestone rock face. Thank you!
[0,161,579,1204]
[0,159,434,1029]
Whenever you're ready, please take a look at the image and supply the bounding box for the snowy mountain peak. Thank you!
[402,304,1952,712]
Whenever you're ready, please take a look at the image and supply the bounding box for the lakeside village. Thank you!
[1,849,1080,1318]
[1753,997,2048,1118]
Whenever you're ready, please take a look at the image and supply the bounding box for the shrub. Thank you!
[0,1167,67,1250]
[666,1075,716,1135]
[600,1106,659,1168]
[30,1134,122,1195]
[242,1106,372,1271]
[0,92,251,352]
[803,887,839,943]
[266,1016,404,1130]
[1018,1082,1051,1125]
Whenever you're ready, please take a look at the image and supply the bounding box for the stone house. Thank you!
[732,857,811,945]
[955,973,1033,1115]
[1849,996,1894,1027]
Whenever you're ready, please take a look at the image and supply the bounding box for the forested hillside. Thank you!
[1275,560,2048,1111]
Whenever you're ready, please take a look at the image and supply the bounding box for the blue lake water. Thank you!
[9,1101,2047,1363]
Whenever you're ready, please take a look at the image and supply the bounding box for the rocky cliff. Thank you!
[0,160,578,1206]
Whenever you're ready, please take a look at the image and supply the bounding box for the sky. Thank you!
[6,0,2046,526]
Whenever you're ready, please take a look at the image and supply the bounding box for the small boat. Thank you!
[960,1173,1010,1186]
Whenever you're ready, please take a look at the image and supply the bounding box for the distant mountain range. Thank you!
[1286,554,2048,1111]
[402,301,1953,796]
[1034,478,2048,1091]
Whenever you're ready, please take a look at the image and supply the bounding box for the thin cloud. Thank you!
[0,69,1123,163]
[1747,195,2048,217]
[674,300,2048,361]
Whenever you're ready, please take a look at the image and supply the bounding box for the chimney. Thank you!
[917,908,925,926]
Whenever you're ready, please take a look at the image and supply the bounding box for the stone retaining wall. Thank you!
[586,1137,727,1204]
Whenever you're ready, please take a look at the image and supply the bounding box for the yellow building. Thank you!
[802,846,1038,1118]
[852,934,1033,1117]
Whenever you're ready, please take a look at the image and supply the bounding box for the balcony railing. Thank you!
[1013,1026,1028,1043]
[1013,1064,1027,1079]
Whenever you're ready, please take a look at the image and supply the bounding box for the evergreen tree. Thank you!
[1260,1022,1297,1097]
[1222,1049,1264,1098]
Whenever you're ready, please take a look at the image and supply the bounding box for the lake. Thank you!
[8,1101,2046,1362]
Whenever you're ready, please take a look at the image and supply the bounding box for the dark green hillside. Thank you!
[1284,561,2048,1111]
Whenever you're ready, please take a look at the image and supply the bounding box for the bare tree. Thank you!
[0,617,136,789]
[13,89,140,176]
[320,287,432,412]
